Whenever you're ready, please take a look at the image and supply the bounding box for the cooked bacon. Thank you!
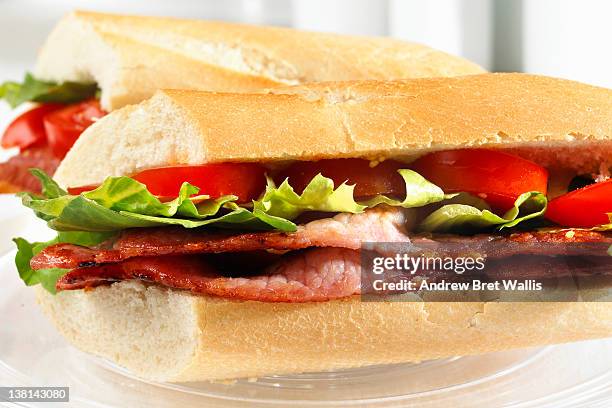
[56,247,612,301]
[57,255,214,291]
[57,248,362,302]
[45,202,612,303]
[32,244,100,271]
[411,229,612,259]
[510,229,612,243]
[32,222,612,272]
[0,147,60,193]
[32,207,412,270]
[484,255,612,280]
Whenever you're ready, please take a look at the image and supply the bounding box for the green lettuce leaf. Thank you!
[253,174,366,220]
[419,191,548,233]
[360,169,451,208]
[76,170,450,231]
[21,169,299,232]
[21,168,450,234]
[120,203,297,231]
[21,168,547,237]
[0,73,98,108]
[14,231,114,294]
[253,169,449,220]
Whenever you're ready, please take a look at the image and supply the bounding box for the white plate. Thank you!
[0,233,611,407]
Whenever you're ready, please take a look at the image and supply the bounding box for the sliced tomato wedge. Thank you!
[1,104,63,150]
[545,179,612,227]
[69,163,267,203]
[277,158,407,199]
[67,184,98,195]
[411,149,548,212]
[43,99,106,159]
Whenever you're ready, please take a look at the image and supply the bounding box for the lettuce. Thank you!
[22,169,296,232]
[0,73,98,108]
[419,191,548,233]
[253,169,449,220]
[253,174,366,220]
[20,168,548,238]
[14,231,114,294]
[20,168,451,234]
[361,169,451,207]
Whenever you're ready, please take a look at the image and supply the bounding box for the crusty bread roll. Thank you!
[34,11,484,111]
[55,73,612,188]
[39,73,612,382]
[36,283,612,382]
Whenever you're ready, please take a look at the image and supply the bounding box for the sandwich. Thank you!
[0,10,483,194]
[13,73,612,382]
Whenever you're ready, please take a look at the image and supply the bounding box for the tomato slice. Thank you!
[411,149,548,212]
[67,184,98,195]
[1,104,63,150]
[545,179,612,227]
[43,99,106,159]
[70,163,267,202]
[277,158,407,199]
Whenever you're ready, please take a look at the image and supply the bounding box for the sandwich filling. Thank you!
[0,73,105,193]
[14,148,612,301]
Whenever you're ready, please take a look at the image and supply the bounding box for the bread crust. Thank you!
[34,11,484,111]
[35,283,612,382]
[55,73,612,188]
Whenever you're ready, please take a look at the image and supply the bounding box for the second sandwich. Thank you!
[0,10,483,193]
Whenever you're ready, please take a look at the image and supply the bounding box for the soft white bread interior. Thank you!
[54,73,612,188]
[34,11,484,111]
[36,282,612,382]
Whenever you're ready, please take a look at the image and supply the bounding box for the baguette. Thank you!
[34,73,612,382]
[55,73,612,188]
[36,283,612,382]
[34,11,484,111]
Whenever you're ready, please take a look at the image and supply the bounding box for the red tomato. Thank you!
[411,149,548,212]
[43,99,106,159]
[277,158,407,199]
[69,164,267,202]
[67,184,97,195]
[1,104,63,150]
[545,179,612,227]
